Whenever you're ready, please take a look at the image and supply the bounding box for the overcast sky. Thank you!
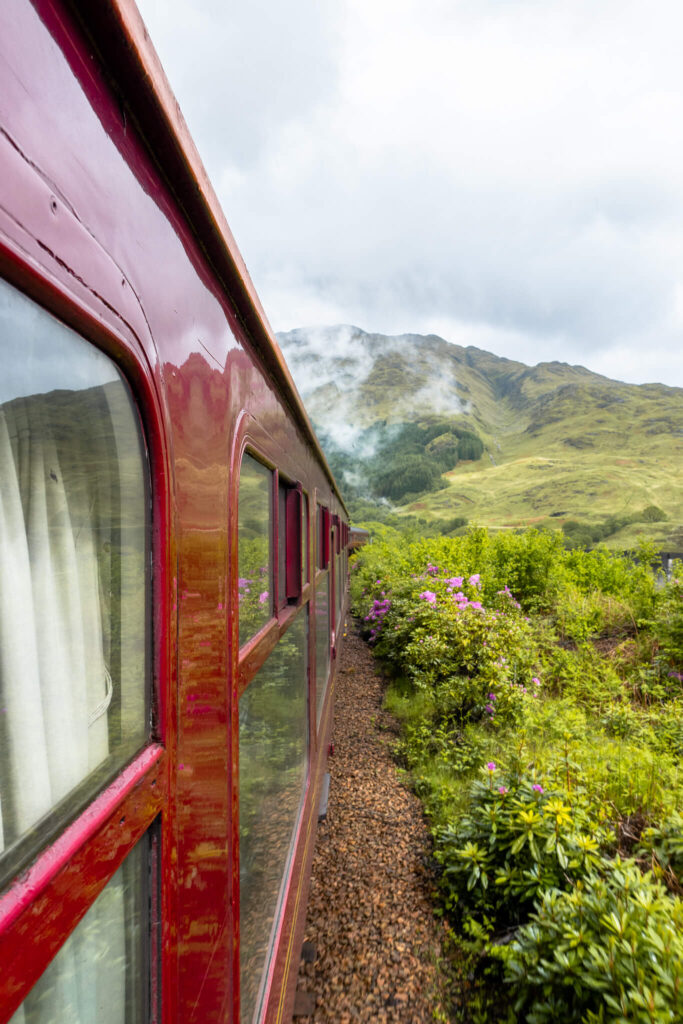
[136,0,683,387]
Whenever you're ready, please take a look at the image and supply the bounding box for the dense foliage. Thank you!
[563,506,668,548]
[350,528,683,1022]
[317,417,485,504]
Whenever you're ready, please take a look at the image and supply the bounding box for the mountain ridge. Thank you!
[277,325,683,548]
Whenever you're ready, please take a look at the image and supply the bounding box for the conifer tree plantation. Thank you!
[351,528,683,1023]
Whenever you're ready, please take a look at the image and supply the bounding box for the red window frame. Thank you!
[317,504,330,571]
[233,431,315,1024]
[285,486,303,602]
[0,259,170,1024]
[277,475,303,609]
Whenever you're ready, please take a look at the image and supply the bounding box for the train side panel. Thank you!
[0,2,347,1022]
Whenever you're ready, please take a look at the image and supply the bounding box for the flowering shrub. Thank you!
[355,555,540,732]
[351,527,683,1022]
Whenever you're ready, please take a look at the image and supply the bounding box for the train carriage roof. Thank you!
[64,0,346,513]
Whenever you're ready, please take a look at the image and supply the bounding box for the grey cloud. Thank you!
[136,0,683,387]
[136,0,341,170]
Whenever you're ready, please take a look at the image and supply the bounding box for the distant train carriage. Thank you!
[0,2,348,1022]
[349,527,371,551]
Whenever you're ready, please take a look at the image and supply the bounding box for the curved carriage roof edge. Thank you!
[64,0,347,516]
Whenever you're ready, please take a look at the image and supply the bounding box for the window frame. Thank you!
[236,603,310,1024]
[316,503,330,571]
[0,257,170,1024]
[232,423,321,1024]
[237,449,275,648]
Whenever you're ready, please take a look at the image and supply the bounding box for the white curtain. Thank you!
[0,398,110,852]
[0,393,128,1024]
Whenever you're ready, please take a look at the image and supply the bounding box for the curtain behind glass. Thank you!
[0,281,149,1024]
[0,279,148,869]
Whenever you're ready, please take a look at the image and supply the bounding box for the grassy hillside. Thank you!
[278,326,683,548]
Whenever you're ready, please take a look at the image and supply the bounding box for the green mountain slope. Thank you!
[278,326,683,548]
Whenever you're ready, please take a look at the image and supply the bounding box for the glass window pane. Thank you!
[239,611,308,1024]
[0,279,148,881]
[238,455,272,647]
[315,575,330,723]
[301,493,309,588]
[316,505,323,570]
[277,483,287,609]
[10,834,149,1024]
[336,553,343,626]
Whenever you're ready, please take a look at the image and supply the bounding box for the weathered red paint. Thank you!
[0,2,350,1023]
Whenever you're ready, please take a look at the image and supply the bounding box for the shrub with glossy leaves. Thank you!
[496,859,683,1024]
[639,812,683,888]
[434,766,608,926]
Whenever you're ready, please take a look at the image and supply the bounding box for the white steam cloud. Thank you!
[278,324,469,453]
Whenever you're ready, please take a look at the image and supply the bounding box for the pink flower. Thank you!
[468,573,481,587]
[419,591,437,605]
[259,591,269,604]
[485,761,497,772]
[498,786,508,795]
[532,784,544,793]
[532,677,541,687]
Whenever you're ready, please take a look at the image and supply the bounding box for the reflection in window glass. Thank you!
[316,504,328,570]
[315,576,330,723]
[336,553,343,627]
[239,611,308,1024]
[277,482,287,609]
[238,455,272,648]
[0,279,148,882]
[10,835,149,1024]
[301,493,309,587]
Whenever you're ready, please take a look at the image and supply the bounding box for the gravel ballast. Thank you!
[294,621,452,1023]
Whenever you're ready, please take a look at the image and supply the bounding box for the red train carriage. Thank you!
[0,2,349,1022]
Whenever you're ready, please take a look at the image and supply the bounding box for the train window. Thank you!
[238,454,272,647]
[0,279,149,885]
[277,479,302,609]
[301,492,309,587]
[336,552,343,627]
[316,504,330,570]
[9,834,150,1024]
[238,609,308,1024]
[315,575,331,723]
[277,481,287,608]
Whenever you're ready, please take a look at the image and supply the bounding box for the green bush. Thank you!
[496,859,683,1023]
[352,527,683,1022]
[639,812,683,888]
[435,767,607,926]
[642,504,667,522]
[651,576,683,674]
